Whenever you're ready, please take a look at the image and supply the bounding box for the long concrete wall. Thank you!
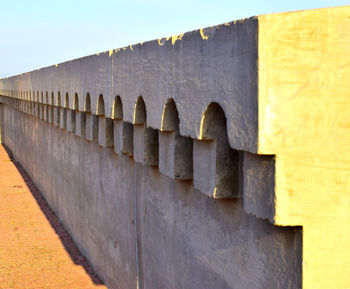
[1,102,302,288]
[5,6,350,289]
[0,12,304,289]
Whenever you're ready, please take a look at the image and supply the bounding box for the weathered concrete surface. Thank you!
[2,104,301,289]
[0,18,258,153]
[4,6,350,288]
[258,6,350,289]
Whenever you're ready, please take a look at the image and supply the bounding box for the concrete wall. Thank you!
[0,12,309,288]
[0,17,258,153]
[3,6,350,288]
[1,103,301,289]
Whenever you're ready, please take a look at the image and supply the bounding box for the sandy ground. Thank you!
[0,145,107,289]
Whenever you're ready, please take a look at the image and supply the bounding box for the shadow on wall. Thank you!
[1,144,105,286]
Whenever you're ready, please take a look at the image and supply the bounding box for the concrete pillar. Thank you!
[30,102,34,116]
[133,124,158,166]
[159,131,193,180]
[80,112,86,137]
[35,103,40,118]
[40,104,44,120]
[98,116,113,148]
[75,111,82,136]
[193,139,240,199]
[54,107,60,126]
[242,152,275,222]
[60,108,67,129]
[86,113,98,142]
[49,106,54,124]
[113,120,123,154]
[114,120,133,156]
[67,109,75,133]
[193,140,216,197]
[44,105,48,121]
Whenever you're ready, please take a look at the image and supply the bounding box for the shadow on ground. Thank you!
[2,144,105,286]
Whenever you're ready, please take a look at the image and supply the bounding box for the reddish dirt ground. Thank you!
[0,145,107,289]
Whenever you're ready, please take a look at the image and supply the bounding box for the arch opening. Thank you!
[97,94,105,116]
[200,102,227,140]
[85,93,91,113]
[112,95,123,120]
[195,102,240,199]
[74,93,79,111]
[57,91,61,106]
[64,93,69,108]
[133,96,146,125]
[161,98,179,132]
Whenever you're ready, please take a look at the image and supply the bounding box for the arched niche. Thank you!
[133,96,146,125]
[199,102,227,140]
[161,98,179,132]
[73,93,79,111]
[194,102,240,199]
[132,96,158,165]
[57,91,61,106]
[84,93,91,113]
[112,95,123,120]
[64,93,69,108]
[159,98,193,180]
[97,94,105,116]
[55,91,61,126]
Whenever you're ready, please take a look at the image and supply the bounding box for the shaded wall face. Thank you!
[2,104,302,289]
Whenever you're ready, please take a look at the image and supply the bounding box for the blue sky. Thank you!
[1,0,349,77]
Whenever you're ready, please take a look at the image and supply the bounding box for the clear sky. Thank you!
[1,0,349,78]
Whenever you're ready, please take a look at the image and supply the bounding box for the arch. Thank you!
[51,92,54,105]
[133,96,146,125]
[45,91,49,104]
[73,93,79,111]
[97,94,105,116]
[196,102,239,198]
[84,93,91,113]
[41,91,44,103]
[36,91,39,102]
[112,95,123,119]
[199,102,227,140]
[57,91,61,106]
[64,93,69,108]
[56,91,61,125]
[161,98,179,132]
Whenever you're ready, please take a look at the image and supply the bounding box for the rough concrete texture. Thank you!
[1,104,301,289]
[243,152,275,223]
[0,18,258,152]
[9,7,350,288]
